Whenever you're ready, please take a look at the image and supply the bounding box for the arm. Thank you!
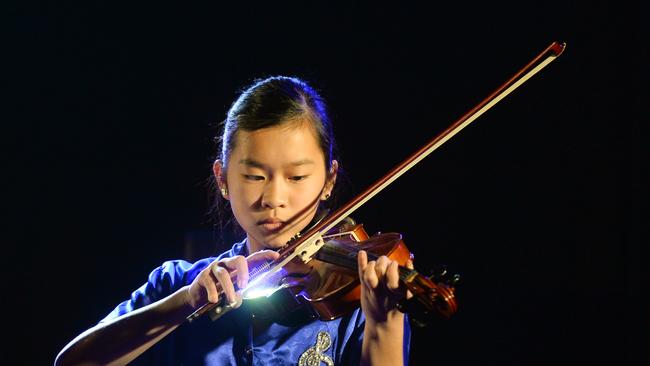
[55,286,193,366]
[55,250,279,366]
[357,250,411,366]
[361,313,406,366]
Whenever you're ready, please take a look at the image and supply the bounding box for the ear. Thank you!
[212,160,229,200]
[321,160,338,200]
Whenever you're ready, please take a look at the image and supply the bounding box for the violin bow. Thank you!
[187,41,566,322]
[278,41,566,257]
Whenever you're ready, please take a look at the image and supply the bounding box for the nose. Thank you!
[260,178,288,209]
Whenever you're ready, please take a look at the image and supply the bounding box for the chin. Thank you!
[253,226,304,250]
[250,233,289,250]
[264,237,291,248]
[265,244,285,251]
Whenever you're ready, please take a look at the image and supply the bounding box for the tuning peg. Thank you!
[426,266,460,287]
[426,265,448,282]
[448,273,460,286]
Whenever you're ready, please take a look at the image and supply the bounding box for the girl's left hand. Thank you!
[357,250,413,325]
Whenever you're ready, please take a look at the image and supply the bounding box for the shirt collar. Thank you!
[231,238,249,257]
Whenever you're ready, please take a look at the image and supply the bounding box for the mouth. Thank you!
[257,218,286,233]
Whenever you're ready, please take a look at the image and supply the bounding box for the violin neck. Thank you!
[314,241,417,280]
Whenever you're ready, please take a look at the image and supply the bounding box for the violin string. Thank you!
[322,231,356,239]
[316,241,418,282]
[248,261,271,278]
[238,239,419,290]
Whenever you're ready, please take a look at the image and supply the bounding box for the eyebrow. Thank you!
[238,158,316,168]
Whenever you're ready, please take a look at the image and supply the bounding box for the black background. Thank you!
[6,1,647,365]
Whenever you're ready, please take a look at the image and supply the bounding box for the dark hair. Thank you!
[219,76,335,170]
[207,76,344,243]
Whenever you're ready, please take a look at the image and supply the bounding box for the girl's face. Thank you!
[215,120,337,253]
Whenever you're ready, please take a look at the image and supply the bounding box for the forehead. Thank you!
[230,121,325,167]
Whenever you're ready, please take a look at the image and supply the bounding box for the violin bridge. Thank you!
[295,233,325,264]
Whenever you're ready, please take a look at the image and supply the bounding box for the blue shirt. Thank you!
[102,240,411,365]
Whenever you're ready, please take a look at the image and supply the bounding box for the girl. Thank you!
[55,76,411,365]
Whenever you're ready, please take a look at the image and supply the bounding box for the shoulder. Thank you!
[148,258,213,291]
[147,239,247,291]
[101,239,247,322]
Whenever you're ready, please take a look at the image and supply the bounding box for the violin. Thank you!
[187,41,566,326]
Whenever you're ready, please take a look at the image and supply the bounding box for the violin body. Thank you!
[243,220,457,327]
[283,224,410,321]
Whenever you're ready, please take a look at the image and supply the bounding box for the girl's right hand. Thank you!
[185,250,280,310]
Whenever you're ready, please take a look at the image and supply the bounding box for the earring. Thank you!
[324,193,330,199]
[221,187,228,197]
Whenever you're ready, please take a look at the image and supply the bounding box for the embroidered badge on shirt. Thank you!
[298,331,333,366]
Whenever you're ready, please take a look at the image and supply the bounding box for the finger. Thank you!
[386,260,400,292]
[405,259,414,299]
[229,256,248,289]
[363,260,379,289]
[357,250,368,281]
[212,264,237,304]
[201,270,220,304]
[374,256,390,280]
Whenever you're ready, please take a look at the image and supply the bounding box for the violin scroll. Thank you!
[397,267,459,327]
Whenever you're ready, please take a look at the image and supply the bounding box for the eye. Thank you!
[290,175,308,182]
[243,174,264,181]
